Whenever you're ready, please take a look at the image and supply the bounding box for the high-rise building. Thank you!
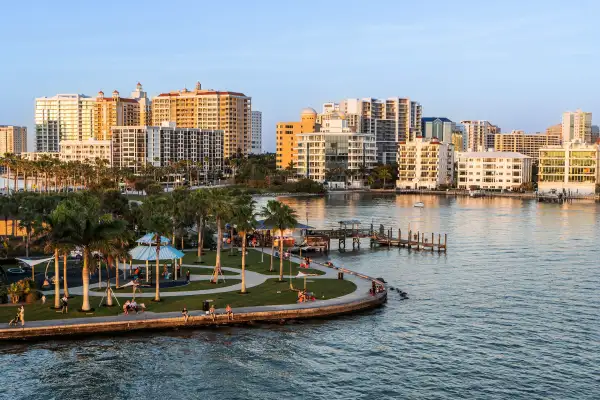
[562,110,592,143]
[94,90,140,140]
[152,82,251,159]
[546,123,562,139]
[320,97,422,164]
[59,140,112,164]
[0,126,27,155]
[451,132,464,153]
[422,117,455,143]
[35,94,96,152]
[296,115,376,186]
[130,82,152,126]
[396,137,454,189]
[457,151,532,191]
[111,123,223,176]
[461,120,500,152]
[591,125,599,144]
[276,108,318,169]
[493,130,561,162]
[251,111,262,154]
[538,142,599,194]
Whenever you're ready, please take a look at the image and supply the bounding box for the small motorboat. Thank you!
[413,202,424,208]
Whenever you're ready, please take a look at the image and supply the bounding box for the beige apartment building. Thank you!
[457,151,532,191]
[562,109,592,143]
[94,90,140,140]
[396,137,454,189]
[60,140,111,164]
[538,142,599,195]
[152,82,251,159]
[493,130,561,162]
[0,125,27,155]
[461,120,500,152]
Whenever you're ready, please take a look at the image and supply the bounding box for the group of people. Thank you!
[274,250,291,260]
[297,290,316,303]
[300,257,312,269]
[181,303,234,322]
[370,281,384,295]
[123,299,145,315]
[8,305,25,327]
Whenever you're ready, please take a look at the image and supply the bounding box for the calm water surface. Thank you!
[2,194,599,399]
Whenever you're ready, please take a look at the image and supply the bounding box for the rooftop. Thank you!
[458,151,532,159]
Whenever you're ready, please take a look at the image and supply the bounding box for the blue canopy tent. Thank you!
[128,233,184,281]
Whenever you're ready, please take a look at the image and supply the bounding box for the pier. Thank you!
[305,220,447,253]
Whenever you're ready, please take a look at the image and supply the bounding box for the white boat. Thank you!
[413,202,425,208]
[469,190,486,198]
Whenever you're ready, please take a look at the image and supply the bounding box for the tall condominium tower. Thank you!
[94,90,140,140]
[130,82,152,126]
[320,97,422,164]
[422,117,455,143]
[276,108,318,169]
[251,111,262,154]
[35,94,96,152]
[151,82,251,159]
[562,109,592,143]
[0,125,27,155]
[461,120,500,152]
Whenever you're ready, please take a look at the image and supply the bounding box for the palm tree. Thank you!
[206,188,232,282]
[261,200,298,281]
[41,210,73,309]
[17,195,40,258]
[186,190,210,263]
[377,166,392,189]
[56,195,126,311]
[231,197,256,293]
[141,196,172,302]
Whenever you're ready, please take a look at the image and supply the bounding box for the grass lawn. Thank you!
[181,249,325,276]
[0,278,356,322]
[128,263,239,276]
[89,279,241,293]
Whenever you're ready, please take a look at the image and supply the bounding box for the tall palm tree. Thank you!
[141,196,172,302]
[261,200,298,281]
[40,210,72,309]
[231,196,256,293]
[186,190,210,263]
[377,166,392,189]
[206,188,232,282]
[56,196,126,311]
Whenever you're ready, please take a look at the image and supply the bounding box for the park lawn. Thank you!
[89,279,241,293]
[181,249,325,276]
[128,264,239,276]
[0,278,356,322]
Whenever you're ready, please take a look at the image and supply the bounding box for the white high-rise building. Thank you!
[562,110,592,143]
[251,111,262,154]
[461,120,500,152]
[320,97,422,164]
[35,94,96,152]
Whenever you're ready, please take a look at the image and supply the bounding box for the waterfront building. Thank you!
[0,125,27,154]
[493,130,561,162]
[130,82,152,126]
[422,117,455,143]
[457,151,532,191]
[320,97,422,164]
[296,115,376,186]
[59,140,111,164]
[94,90,140,141]
[251,111,262,154]
[276,107,319,170]
[451,132,464,153]
[111,123,223,175]
[35,94,96,152]
[396,137,454,189]
[562,109,592,143]
[538,141,599,194]
[151,82,251,159]
[461,120,500,152]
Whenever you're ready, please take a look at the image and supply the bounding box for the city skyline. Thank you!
[1,0,600,152]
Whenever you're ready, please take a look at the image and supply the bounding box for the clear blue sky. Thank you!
[1,0,599,151]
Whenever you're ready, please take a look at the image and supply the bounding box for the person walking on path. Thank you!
[61,294,69,314]
[185,269,191,283]
[18,305,25,327]
[225,304,234,321]
[182,305,189,322]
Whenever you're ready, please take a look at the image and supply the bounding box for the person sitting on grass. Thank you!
[225,304,234,321]
[209,304,216,321]
[182,305,189,322]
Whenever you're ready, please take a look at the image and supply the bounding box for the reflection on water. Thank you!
[2,194,599,400]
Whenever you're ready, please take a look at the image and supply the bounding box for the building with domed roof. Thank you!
[276,108,320,169]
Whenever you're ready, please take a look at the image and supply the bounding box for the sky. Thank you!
[1,0,599,152]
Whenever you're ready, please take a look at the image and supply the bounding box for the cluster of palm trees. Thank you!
[7,186,300,313]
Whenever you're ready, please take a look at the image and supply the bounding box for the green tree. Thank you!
[207,188,232,282]
[56,195,127,311]
[377,166,392,189]
[231,196,256,293]
[185,190,210,263]
[141,196,172,302]
[261,200,298,281]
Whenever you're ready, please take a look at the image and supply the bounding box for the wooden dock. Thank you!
[306,220,447,253]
